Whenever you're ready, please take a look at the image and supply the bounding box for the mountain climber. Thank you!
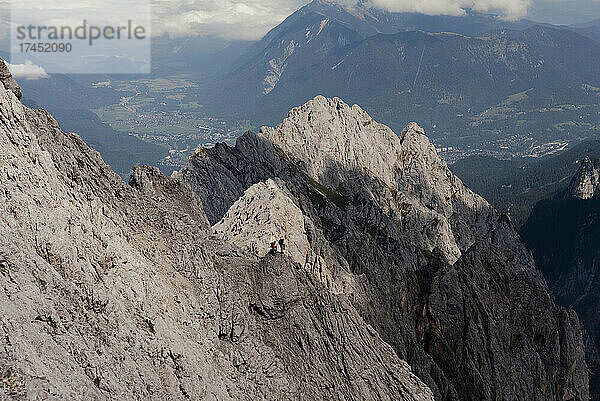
[279,238,286,253]
[270,241,277,255]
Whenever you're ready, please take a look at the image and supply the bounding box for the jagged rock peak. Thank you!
[213,179,309,264]
[400,122,427,141]
[176,94,589,400]
[259,95,422,190]
[0,57,22,99]
[247,96,493,264]
[570,156,600,200]
[212,178,355,294]
[129,165,210,228]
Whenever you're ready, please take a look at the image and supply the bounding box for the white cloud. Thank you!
[152,0,307,40]
[150,0,539,39]
[8,60,49,80]
[362,0,532,20]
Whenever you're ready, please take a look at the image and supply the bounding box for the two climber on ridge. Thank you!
[270,238,286,255]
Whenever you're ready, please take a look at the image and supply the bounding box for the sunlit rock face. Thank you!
[570,156,600,200]
[179,95,589,401]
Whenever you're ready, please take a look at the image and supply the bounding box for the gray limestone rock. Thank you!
[0,57,433,400]
[179,95,589,400]
[0,61,21,100]
[570,156,600,200]
[129,165,210,228]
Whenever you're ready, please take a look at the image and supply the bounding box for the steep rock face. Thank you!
[211,178,357,294]
[426,238,587,400]
[178,95,589,401]
[0,59,434,400]
[522,192,600,399]
[570,156,600,200]
[259,96,495,263]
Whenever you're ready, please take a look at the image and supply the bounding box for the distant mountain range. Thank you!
[200,0,600,158]
[527,0,600,25]
[151,35,255,76]
[5,0,600,177]
[570,19,600,43]
[213,0,543,118]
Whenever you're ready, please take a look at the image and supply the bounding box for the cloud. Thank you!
[363,0,532,20]
[152,0,307,40]
[8,60,49,80]
[150,0,537,40]
[1,0,595,44]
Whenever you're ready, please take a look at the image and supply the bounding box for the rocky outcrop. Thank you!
[0,59,434,400]
[259,97,495,264]
[179,95,589,400]
[212,178,356,294]
[129,165,210,228]
[0,61,21,99]
[213,179,308,263]
[570,156,600,199]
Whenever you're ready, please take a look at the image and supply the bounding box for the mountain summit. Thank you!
[177,95,589,400]
[209,0,600,158]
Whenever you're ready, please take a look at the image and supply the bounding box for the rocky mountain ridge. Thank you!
[256,96,494,265]
[178,95,588,400]
[0,57,434,400]
[0,54,590,400]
